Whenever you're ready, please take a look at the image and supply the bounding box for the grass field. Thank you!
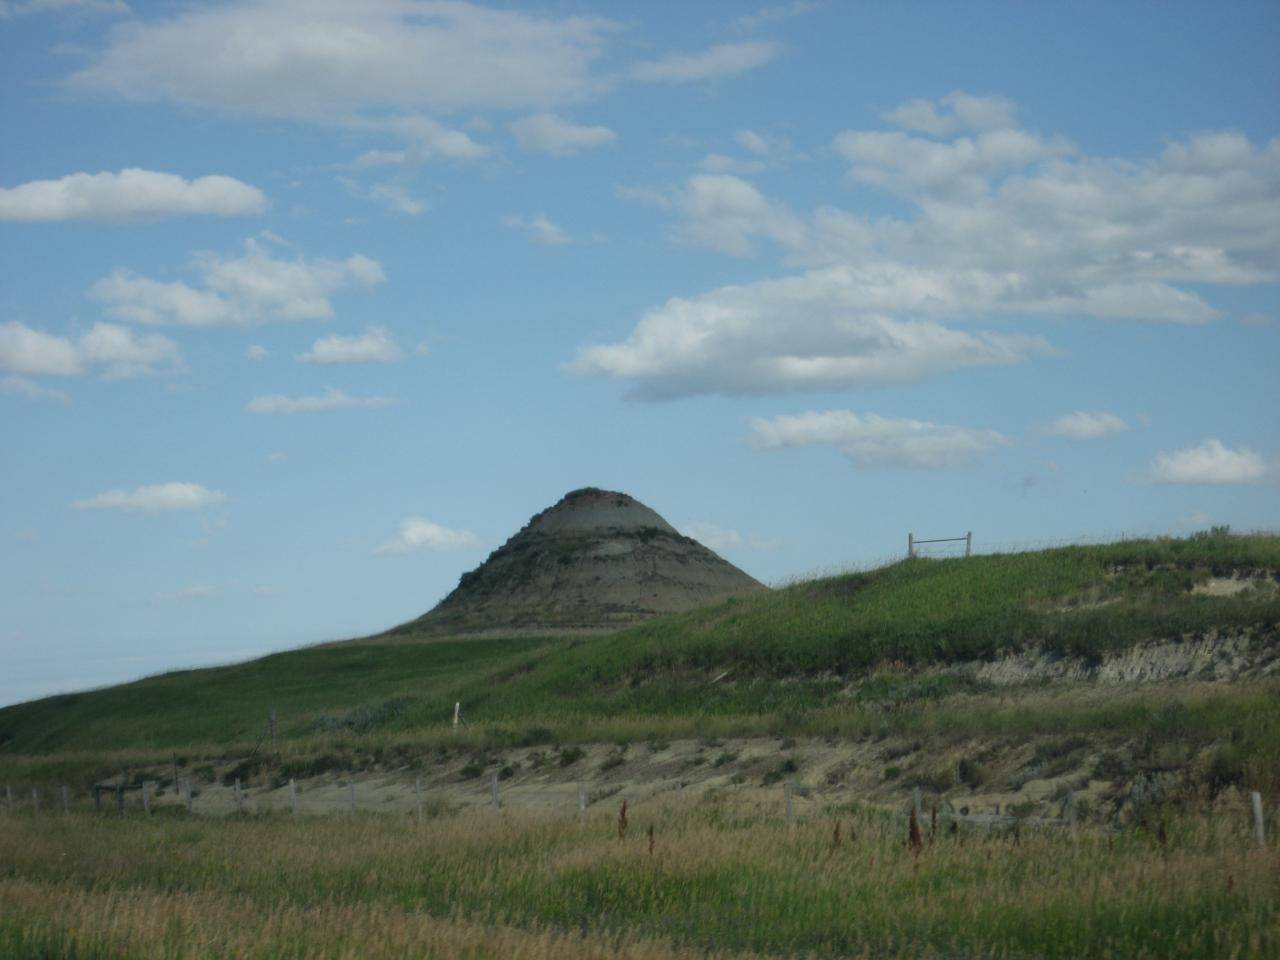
[2,797,1275,959]
[2,532,1278,958]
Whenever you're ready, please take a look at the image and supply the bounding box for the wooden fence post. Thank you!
[348,783,356,816]
[172,755,180,798]
[183,781,193,815]
[453,701,461,733]
[61,785,70,815]
[907,532,914,558]
[415,778,423,824]
[4,784,11,810]
[491,771,500,809]
[235,778,244,814]
[1252,791,1266,850]
[965,531,973,558]
[289,779,297,816]
[784,781,794,825]
[142,782,151,816]
[578,783,587,821]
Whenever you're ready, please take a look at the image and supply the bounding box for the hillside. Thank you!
[1,533,1277,794]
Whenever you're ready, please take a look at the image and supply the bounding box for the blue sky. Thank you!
[2,0,1277,707]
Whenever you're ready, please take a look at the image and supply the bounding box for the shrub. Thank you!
[558,746,585,767]
[712,751,739,768]
[458,763,484,780]
[958,757,988,790]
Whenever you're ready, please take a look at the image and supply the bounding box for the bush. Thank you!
[458,762,484,780]
[558,746,585,767]
[958,757,988,790]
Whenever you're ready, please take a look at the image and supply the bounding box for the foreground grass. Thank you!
[2,797,1276,959]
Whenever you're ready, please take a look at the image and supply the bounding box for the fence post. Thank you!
[907,532,914,558]
[578,783,587,821]
[235,778,244,814]
[142,782,151,816]
[1252,791,1266,850]
[183,781,193,815]
[784,781,794,825]
[4,784,11,810]
[61,785,70,815]
[172,754,180,797]
[965,531,973,558]
[491,771,500,809]
[31,788,39,814]
[117,784,125,817]
[913,787,923,821]
[415,778,423,824]
[289,779,297,816]
[348,783,356,816]
[453,701,461,733]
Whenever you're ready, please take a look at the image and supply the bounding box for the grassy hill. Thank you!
[2,531,1278,788]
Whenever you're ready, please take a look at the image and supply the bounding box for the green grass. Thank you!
[2,533,1276,774]
[1,799,1276,959]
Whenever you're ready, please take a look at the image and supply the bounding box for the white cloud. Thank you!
[834,127,1073,198]
[367,183,429,216]
[70,1,616,118]
[569,265,1052,399]
[736,129,770,155]
[578,105,1279,398]
[0,321,180,379]
[1149,439,1273,485]
[885,91,1018,137]
[0,376,71,403]
[630,41,781,84]
[509,113,617,155]
[505,214,572,246]
[672,174,805,255]
[1038,411,1129,439]
[681,521,778,552]
[734,1,816,33]
[350,115,489,164]
[297,327,401,365]
[246,387,397,414]
[245,344,269,361]
[749,410,1010,469]
[0,169,264,222]
[376,517,480,555]
[72,482,227,512]
[697,153,767,176]
[89,234,384,327]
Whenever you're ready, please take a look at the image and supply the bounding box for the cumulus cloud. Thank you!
[509,113,616,155]
[0,376,71,403]
[736,129,770,155]
[89,234,384,326]
[630,41,781,84]
[884,91,1019,137]
[296,327,401,364]
[1038,411,1129,439]
[72,481,226,512]
[367,182,429,216]
[69,1,615,118]
[734,1,816,33]
[245,344,269,361]
[505,214,572,246]
[579,99,1278,397]
[0,321,180,379]
[376,517,480,555]
[0,169,264,222]
[1149,439,1273,485]
[750,410,1010,469]
[569,266,1052,399]
[246,387,397,414]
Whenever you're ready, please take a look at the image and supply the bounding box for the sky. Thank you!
[2,0,1278,708]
